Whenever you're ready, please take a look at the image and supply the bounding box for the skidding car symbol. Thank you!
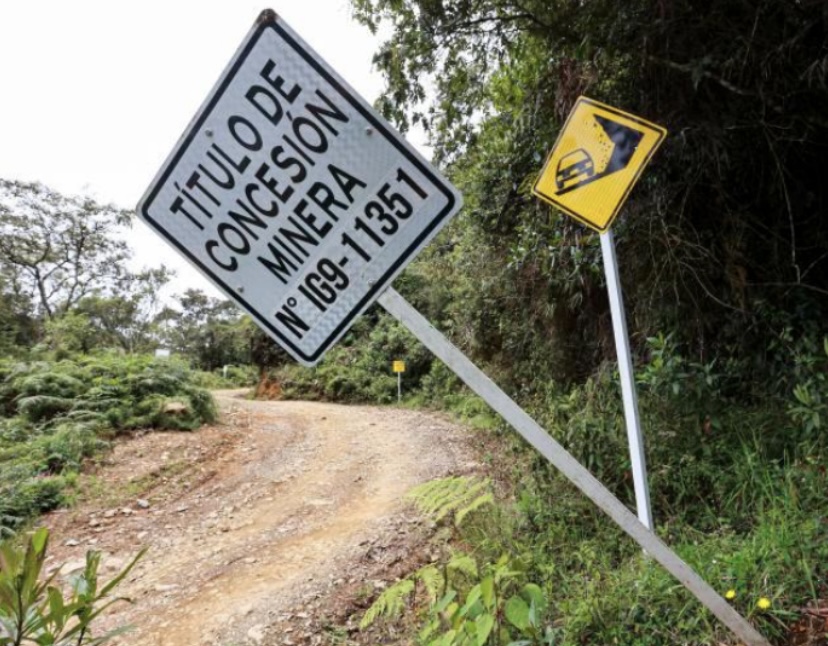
[555,148,595,191]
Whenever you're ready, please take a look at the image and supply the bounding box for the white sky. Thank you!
[0,1,403,298]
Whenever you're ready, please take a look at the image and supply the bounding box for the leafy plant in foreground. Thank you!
[361,553,557,645]
[362,477,558,644]
[421,555,556,646]
[788,337,828,447]
[0,528,145,645]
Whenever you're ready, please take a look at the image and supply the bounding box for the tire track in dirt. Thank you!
[42,391,477,646]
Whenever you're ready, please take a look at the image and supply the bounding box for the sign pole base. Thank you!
[379,287,770,646]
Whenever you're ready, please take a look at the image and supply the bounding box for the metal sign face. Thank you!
[533,97,666,232]
[392,360,405,373]
[138,11,462,366]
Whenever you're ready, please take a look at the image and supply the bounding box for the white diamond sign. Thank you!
[138,10,462,366]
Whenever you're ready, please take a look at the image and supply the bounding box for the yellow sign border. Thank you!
[532,97,667,233]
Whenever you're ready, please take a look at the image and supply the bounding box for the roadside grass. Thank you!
[507,464,828,644]
[358,425,827,645]
[0,353,216,535]
[72,458,193,510]
[287,326,828,644]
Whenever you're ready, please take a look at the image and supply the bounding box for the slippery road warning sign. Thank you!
[138,11,462,366]
[533,97,666,232]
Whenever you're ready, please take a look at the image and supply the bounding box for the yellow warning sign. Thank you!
[392,360,406,373]
[533,97,667,233]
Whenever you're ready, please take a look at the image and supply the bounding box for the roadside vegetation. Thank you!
[0,528,144,645]
[0,180,258,536]
[2,0,827,643]
[264,309,828,645]
[260,0,828,643]
[0,354,219,536]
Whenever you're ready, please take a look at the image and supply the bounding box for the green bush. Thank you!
[343,327,828,644]
[272,312,431,404]
[190,364,258,389]
[0,353,217,533]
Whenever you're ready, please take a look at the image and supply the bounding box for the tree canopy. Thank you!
[352,0,828,382]
[0,180,180,357]
[0,179,133,319]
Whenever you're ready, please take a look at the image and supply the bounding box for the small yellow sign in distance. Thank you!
[533,97,667,233]
[393,360,406,373]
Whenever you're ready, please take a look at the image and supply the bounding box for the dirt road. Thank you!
[42,391,477,645]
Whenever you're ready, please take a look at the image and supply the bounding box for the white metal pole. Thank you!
[379,288,770,646]
[397,371,402,403]
[600,229,653,530]
[378,287,769,646]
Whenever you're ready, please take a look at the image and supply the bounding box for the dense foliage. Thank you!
[261,1,828,642]
[0,354,216,534]
[350,0,828,385]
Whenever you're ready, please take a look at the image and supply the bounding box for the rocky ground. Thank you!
[41,390,480,646]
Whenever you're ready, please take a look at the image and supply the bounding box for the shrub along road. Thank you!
[40,390,477,645]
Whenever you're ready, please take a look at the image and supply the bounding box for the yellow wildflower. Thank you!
[756,597,771,610]
[725,589,736,600]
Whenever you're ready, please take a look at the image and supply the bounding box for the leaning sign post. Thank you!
[533,97,667,531]
[137,12,770,646]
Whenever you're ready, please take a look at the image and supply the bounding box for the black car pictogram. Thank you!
[555,148,595,191]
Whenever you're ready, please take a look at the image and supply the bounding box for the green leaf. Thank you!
[31,527,49,554]
[520,583,545,610]
[359,578,415,629]
[455,492,494,527]
[416,565,444,604]
[447,553,479,579]
[480,575,495,609]
[475,614,494,645]
[505,596,530,631]
[46,587,66,630]
[430,629,457,646]
[435,589,458,614]
[460,584,482,617]
[99,546,147,598]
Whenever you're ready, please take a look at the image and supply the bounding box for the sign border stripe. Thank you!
[532,96,666,233]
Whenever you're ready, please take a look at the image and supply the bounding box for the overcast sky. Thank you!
[0,1,398,297]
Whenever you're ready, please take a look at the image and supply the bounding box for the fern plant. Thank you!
[360,475,495,634]
[0,354,218,530]
[360,554,477,629]
[362,477,556,644]
[360,579,416,629]
[407,476,494,527]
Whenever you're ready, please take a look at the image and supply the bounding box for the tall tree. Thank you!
[76,267,173,353]
[0,274,35,356]
[160,289,252,371]
[353,0,828,381]
[0,179,132,319]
